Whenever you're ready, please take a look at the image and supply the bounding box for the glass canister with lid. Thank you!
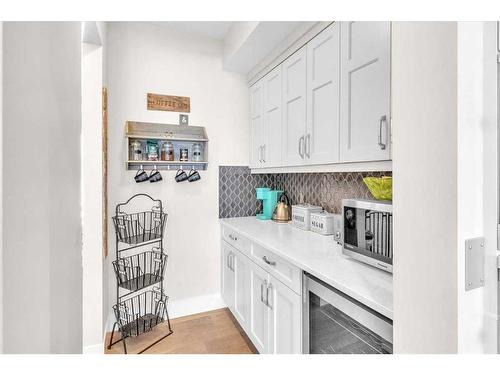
[192,142,203,162]
[161,141,174,161]
[131,140,143,161]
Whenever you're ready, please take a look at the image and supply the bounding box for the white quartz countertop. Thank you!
[220,216,393,319]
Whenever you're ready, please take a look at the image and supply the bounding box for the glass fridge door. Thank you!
[309,292,392,354]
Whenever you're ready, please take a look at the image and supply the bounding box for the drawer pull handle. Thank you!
[228,234,238,241]
[262,256,276,266]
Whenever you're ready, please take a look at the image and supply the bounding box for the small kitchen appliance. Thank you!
[291,204,322,230]
[310,211,336,235]
[256,188,283,220]
[342,199,393,273]
[272,192,292,222]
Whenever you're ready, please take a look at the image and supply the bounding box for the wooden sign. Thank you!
[102,87,109,258]
[147,93,190,113]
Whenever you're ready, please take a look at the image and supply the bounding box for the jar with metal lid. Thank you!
[131,140,143,161]
[161,141,174,161]
[192,143,203,162]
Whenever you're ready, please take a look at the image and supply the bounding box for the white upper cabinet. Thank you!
[262,66,283,167]
[339,21,391,162]
[249,21,391,170]
[249,80,264,168]
[306,22,341,165]
[282,46,308,166]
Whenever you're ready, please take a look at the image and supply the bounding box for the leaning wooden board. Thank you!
[147,93,190,113]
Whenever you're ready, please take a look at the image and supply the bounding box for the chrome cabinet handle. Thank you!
[259,146,263,162]
[260,279,268,304]
[262,255,276,266]
[230,253,235,272]
[298,136,305,158]
[262,144,266,163]
[266,283,272,309]
[378,115,387,150]
[305,134,311,158]
[228,234,238,241]
[227,252,232,271]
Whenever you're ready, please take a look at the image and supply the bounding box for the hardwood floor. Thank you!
[105,308,258,354]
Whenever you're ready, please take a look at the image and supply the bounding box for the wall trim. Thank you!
[83,343,104,354]
[250,160,392,174]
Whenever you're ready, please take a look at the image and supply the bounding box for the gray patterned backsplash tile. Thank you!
[218,166,391,218]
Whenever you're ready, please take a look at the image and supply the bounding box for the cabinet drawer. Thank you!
[250,243,301,294]
[221,226,250,255]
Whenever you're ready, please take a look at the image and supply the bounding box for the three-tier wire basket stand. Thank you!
[107,193,173,354]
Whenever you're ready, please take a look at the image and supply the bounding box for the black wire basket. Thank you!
[112,209,167,245]
[113,249,168,293]
[113,288,170,338]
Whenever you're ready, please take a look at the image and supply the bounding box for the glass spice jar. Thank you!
[131,140,143,161]
[192,143,203,162]
[161,141,174,161]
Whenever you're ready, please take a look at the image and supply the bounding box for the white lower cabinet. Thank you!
[249,258,270,353]
[233,249,251,330]
[221,236,302,354]
[222,242,235,313]
[267,275,302,354]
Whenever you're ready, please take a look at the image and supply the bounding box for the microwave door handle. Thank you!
[384,214,387,257]
[378,213,381,255]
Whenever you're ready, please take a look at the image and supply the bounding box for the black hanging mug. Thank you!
[188,169,201,182]
[149,166,162,183]
[134,166,149,183]
[175,168,188,182]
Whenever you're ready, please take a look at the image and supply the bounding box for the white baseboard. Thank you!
[83,343,104,354]
[104,293,227,333]
[168,293,226,319]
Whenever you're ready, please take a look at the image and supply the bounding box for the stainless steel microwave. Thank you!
[342,199,393,273]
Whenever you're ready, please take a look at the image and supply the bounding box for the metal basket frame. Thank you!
[112,288,171,338]
[112,248,168,296]
[107,194,172,354]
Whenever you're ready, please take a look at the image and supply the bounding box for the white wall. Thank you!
[82,23,105,352]
[455,21,500,353]
[105,22,249,322]
[0,20,3,354]
[392,22,459,353]
[457,22,485,353]
[478,21,499,354]
[2,22,82,353]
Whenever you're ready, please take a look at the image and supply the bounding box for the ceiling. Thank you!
[152,21,233,41]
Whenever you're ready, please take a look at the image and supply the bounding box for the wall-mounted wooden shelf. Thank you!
[126,160,208,171]
[125,121,209,171]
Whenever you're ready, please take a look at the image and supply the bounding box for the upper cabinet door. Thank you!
[306,23,341,165]
[340,21,391,162]
[249,80,264,168]
[282,47,307,166]
[262,66,283,168]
